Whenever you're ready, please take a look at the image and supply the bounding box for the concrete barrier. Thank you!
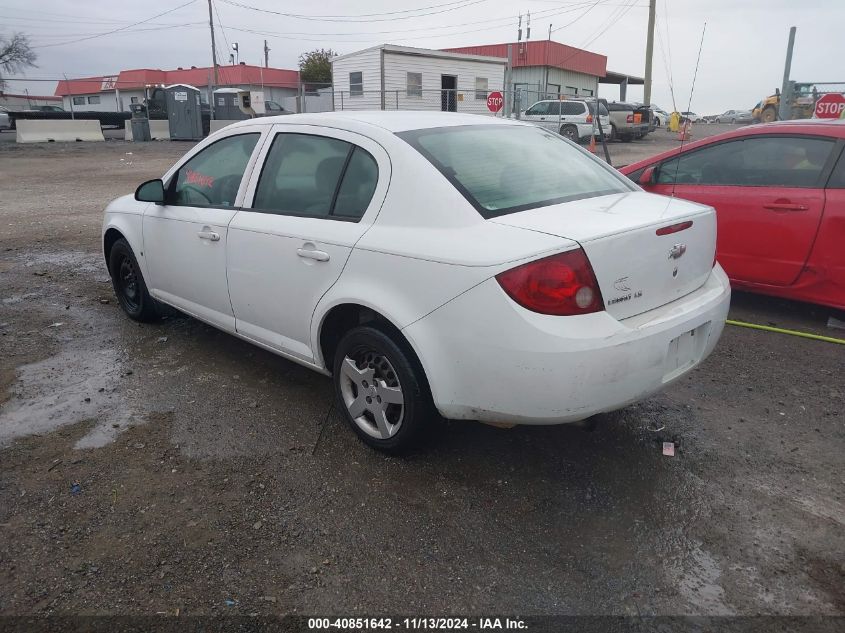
[125,120,171,141]
[209,120,242,133]
[16,119,104,143]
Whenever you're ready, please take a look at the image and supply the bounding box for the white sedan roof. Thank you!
[225,111,525,134]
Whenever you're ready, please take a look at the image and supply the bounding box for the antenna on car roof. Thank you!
[672,22,707,199]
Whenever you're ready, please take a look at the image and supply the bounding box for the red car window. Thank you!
[656,136,836,188]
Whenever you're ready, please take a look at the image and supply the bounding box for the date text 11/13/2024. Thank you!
[307,617,527,630]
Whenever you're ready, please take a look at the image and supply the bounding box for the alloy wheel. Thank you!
[339,350,405,439]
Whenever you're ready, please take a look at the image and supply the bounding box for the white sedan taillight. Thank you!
[495,248,604,316]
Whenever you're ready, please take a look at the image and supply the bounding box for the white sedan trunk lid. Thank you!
[491,192,717,320]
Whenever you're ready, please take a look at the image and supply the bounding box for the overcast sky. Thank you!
[2,0,842,113]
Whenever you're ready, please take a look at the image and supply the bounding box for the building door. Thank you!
[441,75,457,112]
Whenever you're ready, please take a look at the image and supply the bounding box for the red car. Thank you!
[620,120,845,310]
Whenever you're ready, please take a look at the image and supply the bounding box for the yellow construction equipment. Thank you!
[752,83,820,122]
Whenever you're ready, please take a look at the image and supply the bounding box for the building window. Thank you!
[475,77,488,100]
[349,72,363,97]
[130,96,139,104]
[565,86,578,95]
[582,88,593,97]
[72,97,85,105]
[546,83,560,98]
[406,72,422,97]
[87,96,100,104]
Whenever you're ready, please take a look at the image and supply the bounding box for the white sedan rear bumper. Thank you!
[403,265,731,425]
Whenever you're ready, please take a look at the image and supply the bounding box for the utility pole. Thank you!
[643,0,656,106]
[207,0,218,120]
[264,40,270,68]
[544,23,551,98]
[505,44,514,118]
[779,26,797,121]
[63,73,75,120]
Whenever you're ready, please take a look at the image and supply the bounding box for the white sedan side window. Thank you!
[252,133,378,220]
[169,133,260,207]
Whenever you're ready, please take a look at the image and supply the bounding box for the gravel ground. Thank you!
[0,127,843,618]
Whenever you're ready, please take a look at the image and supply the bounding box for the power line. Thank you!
[0,13,200,27]
[220,1,639,42]
[28,23,203,41]
[662,0,674,75]
[31,0,199,49]
[212,0,232,54]
[551,0,605,33]
[575,0,638,50]
[218,0,489,23]
[684,22,706,115]
[655,12,677,110]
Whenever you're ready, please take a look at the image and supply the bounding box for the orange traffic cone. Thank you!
[588,134,597,153]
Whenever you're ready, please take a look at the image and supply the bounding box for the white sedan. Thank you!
[103,112,730,452]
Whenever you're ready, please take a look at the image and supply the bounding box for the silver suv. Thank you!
[521,99,611,143]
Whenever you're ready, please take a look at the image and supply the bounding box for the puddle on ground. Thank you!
[0,348,143,449]
[20,250,104,276]
[675,542,735,615]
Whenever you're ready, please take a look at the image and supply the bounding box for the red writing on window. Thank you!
[185,169,215,188]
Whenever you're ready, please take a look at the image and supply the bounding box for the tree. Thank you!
[298,48,335,85]
[0,32,37,90]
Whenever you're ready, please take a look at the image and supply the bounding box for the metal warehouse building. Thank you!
[445,40,607,109]
[331,44,506,113]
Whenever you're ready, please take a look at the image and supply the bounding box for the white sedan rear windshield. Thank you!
[398,124,633,218]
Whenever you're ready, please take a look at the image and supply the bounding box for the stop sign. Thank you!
[487,91,503,113]
[814,93,845,119]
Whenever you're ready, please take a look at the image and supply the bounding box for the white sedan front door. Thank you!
[142,128,265,330]
[226,125,389,364]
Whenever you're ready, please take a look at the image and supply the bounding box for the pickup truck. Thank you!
[606,101,651,142]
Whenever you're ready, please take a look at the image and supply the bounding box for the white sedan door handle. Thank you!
[197,230,220,241]
[297,248,330,262]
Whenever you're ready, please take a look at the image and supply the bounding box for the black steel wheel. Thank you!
[109,238,159,322]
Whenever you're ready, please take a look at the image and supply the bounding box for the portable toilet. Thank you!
[164,84,203,140]
[213,88,251,121]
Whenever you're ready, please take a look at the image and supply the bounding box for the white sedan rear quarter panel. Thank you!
[404,266,730,423]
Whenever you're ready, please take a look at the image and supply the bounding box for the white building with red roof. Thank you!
[54,63,300,112]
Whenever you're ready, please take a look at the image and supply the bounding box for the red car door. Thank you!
[646,134,835,287]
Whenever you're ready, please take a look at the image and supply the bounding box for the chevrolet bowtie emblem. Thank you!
[668,244,687,260]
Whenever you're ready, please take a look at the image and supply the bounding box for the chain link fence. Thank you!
[333,87,506,116]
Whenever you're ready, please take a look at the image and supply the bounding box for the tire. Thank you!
[559,124,578,142]
[761,107,777,123]
[333,325,433,453]
[609,123,617,141]
[730,117,736,124]
[108,238,159,322]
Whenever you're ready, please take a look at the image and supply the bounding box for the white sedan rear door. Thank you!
[226,124,390,364]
